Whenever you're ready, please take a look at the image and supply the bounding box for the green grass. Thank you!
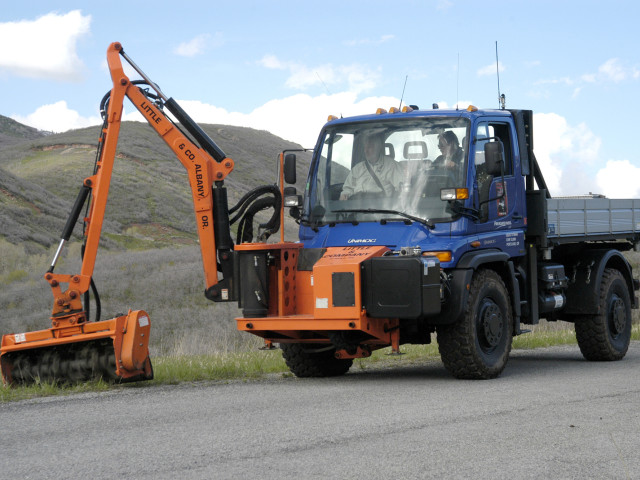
[0,378,112,403]
[150,349,287,384]
[3,324,639,403]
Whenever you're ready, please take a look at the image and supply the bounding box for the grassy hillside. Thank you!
[0,118,312,253]
[0,114,45,147]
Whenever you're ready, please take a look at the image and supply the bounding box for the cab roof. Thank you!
[323,107,514,128]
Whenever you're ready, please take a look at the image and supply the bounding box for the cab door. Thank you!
[472,120,526,255]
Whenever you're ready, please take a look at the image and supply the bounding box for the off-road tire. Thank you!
[280,343,353,378]
[575,268,631,361]
[437,269,513,379]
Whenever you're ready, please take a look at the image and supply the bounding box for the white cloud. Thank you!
[533,113,601,196]
[344,35,394,47]
[0,10,90,81]
[258,54,288,70]
[430,101,474,110]
[11,101,101,133]
[436,0,454,10]
[598,58,627,83]
[171,92,399,147]
[477,61,504,77]
[580,73,596,83]
[258,55,380,94]
[596,160,640,198]
[13,88,398,146]
[534,76,574,87]
[173,33,223,57]
[539,58,639,91]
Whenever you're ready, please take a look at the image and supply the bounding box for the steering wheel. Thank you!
[347,191,383,201]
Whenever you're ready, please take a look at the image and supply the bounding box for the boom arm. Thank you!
[101,42,234,290]
[49,43,235,315]
[0,42,242,384]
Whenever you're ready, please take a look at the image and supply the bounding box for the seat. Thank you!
[403,141,428,160]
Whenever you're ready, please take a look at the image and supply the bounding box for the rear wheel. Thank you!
[437,269,513,379]
[281,343,353,378]
[575,268,631,361]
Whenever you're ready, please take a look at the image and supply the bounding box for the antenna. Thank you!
[316,71,333,96]
[316,71,342,118]
[399,75,408,109]
[495,41,505,109]
[456,53,460,110]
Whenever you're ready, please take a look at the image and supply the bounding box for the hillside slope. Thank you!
[0,118,312,253]
[0,114,46,147]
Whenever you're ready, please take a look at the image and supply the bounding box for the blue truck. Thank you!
[241,105,640,379]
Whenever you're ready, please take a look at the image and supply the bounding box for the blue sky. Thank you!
[1,1,639,197]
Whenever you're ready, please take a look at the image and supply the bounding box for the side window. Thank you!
[315,133,354,204]
[475,122,513,176]
[329,133,353,184]
[488,123,513,176]
[475,123,489,175]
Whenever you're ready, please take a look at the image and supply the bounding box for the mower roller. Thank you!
[1,310,153,384]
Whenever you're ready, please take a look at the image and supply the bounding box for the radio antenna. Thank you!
[399,75,408,109]
[316,71,342,118]
[316,71,332,96]
[456,53,460,110]
[495,41,505,109]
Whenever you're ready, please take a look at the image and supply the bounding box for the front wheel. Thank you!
[281,343,353,378]
[575,268,632,361]
[437,269,513,379]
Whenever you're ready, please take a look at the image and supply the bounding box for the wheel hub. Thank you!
[609,295,626,335]
[480,301,503,348]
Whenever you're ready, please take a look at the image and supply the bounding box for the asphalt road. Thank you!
[1,342,639,480]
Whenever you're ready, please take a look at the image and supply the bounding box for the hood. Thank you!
[300,221,448,249]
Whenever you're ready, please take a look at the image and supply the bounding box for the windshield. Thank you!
[304,117,470,226]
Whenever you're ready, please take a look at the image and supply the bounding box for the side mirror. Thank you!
[484,142,504,176]
[283,186,302,208]
[284,186,302,220]
[284,153,297,184]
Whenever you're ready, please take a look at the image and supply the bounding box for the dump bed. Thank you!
[546,197,640,244]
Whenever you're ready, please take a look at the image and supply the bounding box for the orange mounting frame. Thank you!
[235,245,401,355]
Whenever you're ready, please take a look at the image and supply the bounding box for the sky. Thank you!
[1,1,639,198]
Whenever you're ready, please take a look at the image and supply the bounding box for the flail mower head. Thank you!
[1,310,153,385]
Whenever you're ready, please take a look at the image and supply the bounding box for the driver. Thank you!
[340,133,403,200]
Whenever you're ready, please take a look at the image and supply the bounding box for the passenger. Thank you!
[340,133,403,200]
[433,131,464,181]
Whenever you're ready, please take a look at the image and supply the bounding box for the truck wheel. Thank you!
[575,268,631,361]
[437,269,513,379]
[280,343,353,377]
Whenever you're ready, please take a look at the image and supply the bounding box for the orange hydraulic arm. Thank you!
[0,42,240,384]
[97,42,235,293]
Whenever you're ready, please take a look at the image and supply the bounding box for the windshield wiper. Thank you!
[333,208,435,229]
[447,200,479,221]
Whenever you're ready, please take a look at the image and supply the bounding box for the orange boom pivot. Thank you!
[0,42,236,384]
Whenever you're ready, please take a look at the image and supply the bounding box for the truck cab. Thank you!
[299,107,527,265]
